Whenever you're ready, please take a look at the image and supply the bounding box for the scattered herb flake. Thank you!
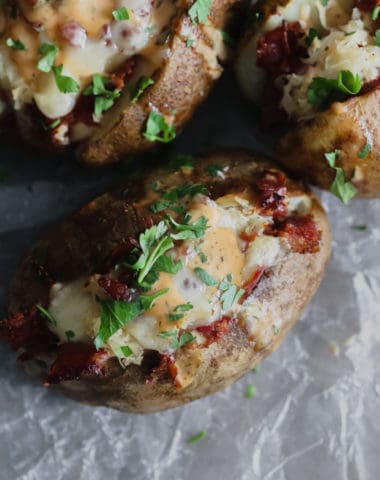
[36,305,57,326]
[194,267,218,286]
[245,384,256,399]
[65,330,75,341]
[112,7,129,21]
[188,431,206,444]
[325,151,357,204]
[358,142,371,159]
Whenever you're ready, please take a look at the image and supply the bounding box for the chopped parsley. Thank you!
[129,76,154,103]
[52,65,80,93]
[186,38,195,47]
[219,277,244,311]
[245,384,256,399]
[95,300,142,349]
[170,331,195,350]
[166,214,208,240]
[206,164,223,177]
[112,7,129,21]
[37,43,58,73]
[119,345,133,357]
[351,224,367,231]
[188,0,211,24]
[325,151,357,204]
[307,70,362,108]
[174,302,193,312]
[6,37,27,50]
[188,431,206,444]
[272,324,279,335]
[305,28,319,47]
[36,304,57,326]
[83,74,121,119]
[65,330,75,341]
[150,183,209,214]
[372,6,380,21]
[220,30,235,47]
[375,29,380,46]
[194,267,217,286]
[358,142,371,159]
[167,313,185,322]
[144,111,176,143]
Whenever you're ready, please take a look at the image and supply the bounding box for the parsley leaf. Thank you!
[6,37,27,50]
[219,278,244,311]
[167,214,208,240]
[65,330,75,341]
[351,224,367,231]
[245,384,256,399]
[95,300,142,349]
[37,43,58,72]
[372,6,380,21]
[305,28,319,47]
[83,74,121,119]
[174,302,193,312]
[129,76,154,103]
[188,431,206,444]
[118,345,133,357]
[325,151,358,204]
[188,0,211,24]
[144,111,176,143]
[170,331,195,349]
[375,29,380,46]
[140,288,169,310]
[36,304,57,326]
[112,7,129,21]
[272,324,279,335]
[307,71,361,108]
[194,267,217,286]
[52,65,80,93]
[358,142,371,159]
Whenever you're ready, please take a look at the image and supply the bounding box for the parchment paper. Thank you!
[0,71,379,480]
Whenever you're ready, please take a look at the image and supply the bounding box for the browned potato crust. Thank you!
[276,89,380,198]
[79,0,242,165]
[5,150,331,413]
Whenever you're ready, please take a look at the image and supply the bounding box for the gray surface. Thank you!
[0,71,379,480]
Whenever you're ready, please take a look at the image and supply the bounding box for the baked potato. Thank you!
[1,150,331,413]
[0,0,241,164]
[236,0,380,198]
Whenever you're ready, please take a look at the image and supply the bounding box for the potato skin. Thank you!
[6,150,331,413]
[78,0,242,165]
[276,89,380,198]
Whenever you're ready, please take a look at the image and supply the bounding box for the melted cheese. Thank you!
[46,192,313,366]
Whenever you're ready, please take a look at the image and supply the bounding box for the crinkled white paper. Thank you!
[0,72,379,480]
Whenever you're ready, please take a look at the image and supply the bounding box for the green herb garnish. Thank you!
[112,7,129,21]
[37,43,58,72]
[52,65,80,93]
[194,267,217,286]
[36,304,57,326]
[188,431,206,444]
[307,70,361,108]
[325,151,357,204]
[188,0,211,24]
[144,111,176,143]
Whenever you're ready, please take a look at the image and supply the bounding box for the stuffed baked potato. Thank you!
[0,0,241,164]
[236,0,380,198]
[1,150,330,413]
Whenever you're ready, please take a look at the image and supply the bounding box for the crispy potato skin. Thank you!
[276,89,380,198]
[6,151,331,413]
[78,0,243,165]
